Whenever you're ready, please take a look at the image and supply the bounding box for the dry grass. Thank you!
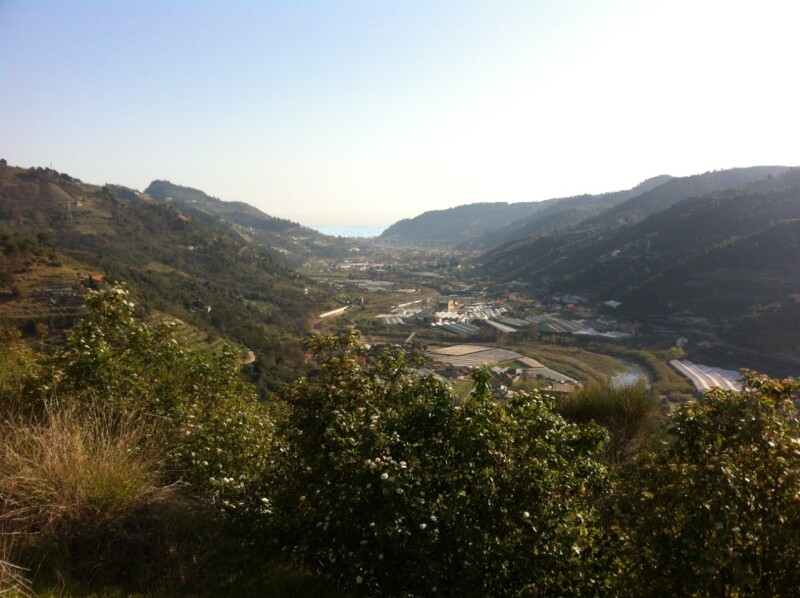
[0,407,169,536]
[0,406,198,590]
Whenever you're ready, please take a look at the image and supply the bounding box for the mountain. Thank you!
[0,163,327,389]
[377,177,673,249]
[144,180,351,266]
[378,202,546,246]
[478,167,800,354]
[583,166,790,229]
[462,175,674,249]
[380,167,790,250]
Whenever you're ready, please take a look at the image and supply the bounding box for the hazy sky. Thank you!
[2,1,799,228]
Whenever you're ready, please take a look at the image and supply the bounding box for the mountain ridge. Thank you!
[144,180,351,266]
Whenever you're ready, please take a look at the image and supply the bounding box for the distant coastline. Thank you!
[313,225,385,238]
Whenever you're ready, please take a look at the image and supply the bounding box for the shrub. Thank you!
[612,372,800,595]
[0,328,43,419]
[557,382,664,465]
[39,287,281,529]
[275,333,612,595]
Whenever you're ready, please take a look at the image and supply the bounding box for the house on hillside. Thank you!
[84,274,108,291]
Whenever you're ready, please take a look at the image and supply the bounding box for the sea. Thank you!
[314,225,386,238]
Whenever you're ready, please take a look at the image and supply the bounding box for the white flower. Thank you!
[380,473,389,480]
[523,511,530,519]
[356,576,363,584]
[420,523,427,530]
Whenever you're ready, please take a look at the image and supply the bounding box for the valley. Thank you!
[4,161,800,404]
[3,160,800,595]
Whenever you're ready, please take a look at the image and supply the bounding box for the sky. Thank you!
[2,0,800,229]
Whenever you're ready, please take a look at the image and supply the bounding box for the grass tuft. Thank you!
[0,406,213,592]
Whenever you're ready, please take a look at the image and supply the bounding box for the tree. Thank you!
[613,372,800,596]
[556,382,664,465]
[275,332,612,595]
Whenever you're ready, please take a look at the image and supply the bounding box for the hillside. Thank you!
[144,180,351,266]
[378,176,673,249]
[380,167,790,250]
[0,163,326,389]
[478,168,800,354]
[378,201,547,246]
[462,175,674,249]
[584,165,790,229]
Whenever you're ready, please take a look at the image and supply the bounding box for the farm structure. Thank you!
[670,360,742,392]
[428,345,577,385]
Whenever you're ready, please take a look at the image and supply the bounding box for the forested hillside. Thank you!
[145,180,352,266]
[479,168,800,354]
[379,166,789,250]
[378,201,546,246]
[461,174,673,249]
[0,163,324,388]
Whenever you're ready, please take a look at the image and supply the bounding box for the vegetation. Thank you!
[0,288,282,594]
[612,372,800,596]
[144,180,352,267]
[275,333,611,595]
[556,382,664,465]
[0,164,324,392]
[2,288,800,596]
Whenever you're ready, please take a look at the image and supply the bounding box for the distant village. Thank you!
[314,255,743,396]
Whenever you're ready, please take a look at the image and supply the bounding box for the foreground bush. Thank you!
[40,287,281,526]
[0,288,279,592]
[613,372,800,596]
[276,333,612,596]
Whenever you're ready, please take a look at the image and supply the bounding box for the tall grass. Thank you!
[0,542,33,597]
[0,407,168,534]
[0,406,211,591]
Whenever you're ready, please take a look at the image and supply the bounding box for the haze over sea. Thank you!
[314,225,386,238]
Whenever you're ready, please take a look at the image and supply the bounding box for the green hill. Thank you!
[462,175,674,249]
[0,163,325,389]
[478,168,800,355]
[144,179,351,266]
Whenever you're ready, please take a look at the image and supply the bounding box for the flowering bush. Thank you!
[46,287,280,524]
[613,372,800,596]
[276,332,611,595]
